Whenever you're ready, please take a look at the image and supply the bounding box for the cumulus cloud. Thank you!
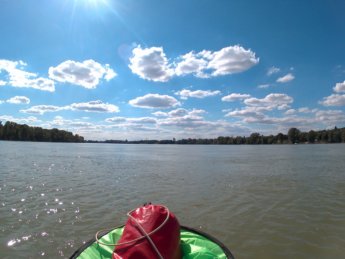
[175,89,221,100]
[48,60,116,88]
[0,80,6,86]
[205,45,259,76]
[333,81,345,93]
[129,45,259,81]
[225,106,265,119]
[174,52,208,78]
[239,109,345,129]
[0,59,55,92]
[104,117,127,123]
[244,93,293,110]
[156,109,208,128]
[152,108,206,119]
[175,45,259,78]
[106,117,157,124]
[315,110,345,124]
[276,73,295,83]
[298,107,318,113]
[242,115,310,126]
[49,116,93,128]
[20,100,119,114]
[129,46,173,82]
[222,93,251,102]
[6,96,30,104]
[152,111,168,117]
[168,108,189,117]
[70,100,119,113]
[20,105,65,115]
[285,109,296,115]
[267,66,280,76]
[0,115,39,124]
[320,94,345,106]
[129,94,180,109]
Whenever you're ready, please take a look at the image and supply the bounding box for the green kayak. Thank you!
[70,225,234,259]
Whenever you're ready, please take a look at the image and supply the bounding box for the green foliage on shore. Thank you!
[0,121,84,143]
[89,126,345,145]
[1,120,344,144]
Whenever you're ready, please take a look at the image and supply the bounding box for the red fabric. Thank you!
[113,204,181,259]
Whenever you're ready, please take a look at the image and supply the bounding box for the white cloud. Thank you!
[258,84,270,89]
[267,66,280,76]
[0,115,39,124]
[298,107,317,113]
[285,109,296,115]
[6,96,30,104]
[320,94,345,106]
[0,80,6,86]
[242,109,343,129]
[48,60,116,89]
[70,100,119,113]
[276,73,295,83]
[129,46,173,82]
[244,93,293,110]
[242,114,310,125]
[104,117,127,123]
[129,94,180,109]
[222,93,251,102]
[168,108,189,117]
[0,59,55,92]
[129,45,259,82]
[20,100,119,114]
[225,107,265,119]
[174,52,208,78]
[315,110,345,124]
[106,117,157,124]
[205,45,259,76]
[152,111,168,117]
[333,81,345,93]
[175,89,221,100]
[152,108,206,119]
[49,116,93,128]
[20,105,64,115]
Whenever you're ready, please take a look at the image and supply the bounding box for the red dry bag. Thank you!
[113,204,181,259]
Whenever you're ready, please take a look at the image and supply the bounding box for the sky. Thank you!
[1,0,345,140]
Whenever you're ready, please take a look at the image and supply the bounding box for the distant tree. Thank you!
[341,128,345,143]
[0,121,84,143]
[307,130,316,143]
[248,133,261,144]
[288,128,300,144]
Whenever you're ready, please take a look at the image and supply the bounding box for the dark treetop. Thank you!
[88,127,345,145]
[0,121,84,143]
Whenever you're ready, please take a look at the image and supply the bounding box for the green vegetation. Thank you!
[1,120,345,144]
[91,126,345,145]
[0,121,84,142]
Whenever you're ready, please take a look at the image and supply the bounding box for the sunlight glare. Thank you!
[76,0,109,8]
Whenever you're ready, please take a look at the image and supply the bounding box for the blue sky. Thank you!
[1,0,345,140]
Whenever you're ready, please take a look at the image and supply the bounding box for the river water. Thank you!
[0,142,344,258]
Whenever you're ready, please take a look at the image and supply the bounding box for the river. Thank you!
[0,142,344,258]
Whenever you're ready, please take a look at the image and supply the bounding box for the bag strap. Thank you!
[95,205,170,252]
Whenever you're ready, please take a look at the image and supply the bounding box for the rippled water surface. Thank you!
[1,141,345,258]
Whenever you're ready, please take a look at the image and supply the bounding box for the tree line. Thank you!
[92,126,345,145]
[1,120,345,144]
[0,121,84,142]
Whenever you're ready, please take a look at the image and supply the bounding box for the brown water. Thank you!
[1,142,345,258]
